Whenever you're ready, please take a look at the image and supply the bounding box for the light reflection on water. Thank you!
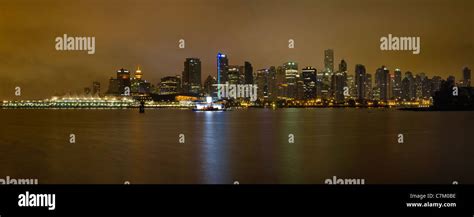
[0,108,473,184]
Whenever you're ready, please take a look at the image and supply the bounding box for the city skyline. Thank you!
[1,50,472,102]
[0,0,472,99]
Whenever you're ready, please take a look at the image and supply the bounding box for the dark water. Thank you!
[0,108,473,184]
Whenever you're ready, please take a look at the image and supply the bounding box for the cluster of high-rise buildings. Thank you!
[88,49,471,105]
[103,67,152,97]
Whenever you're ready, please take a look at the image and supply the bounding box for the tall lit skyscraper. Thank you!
[393,69,402,100]
[364,73,374,100]
[284,61,299,99]
[365,73,372,100]
[332,59,348,103]
[346,75,356,99]
[228,65,242,85]
[332,72,345,103]
[301,67,317,99]
[256,68,269,100]
[324,49,334,75]
[402,71,415,101]
[375,66,389,101]
[217,53,229,84]
[355,64,366,101]
[183,58,202,94]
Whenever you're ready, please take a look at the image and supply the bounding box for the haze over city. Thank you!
[0,0,472,99]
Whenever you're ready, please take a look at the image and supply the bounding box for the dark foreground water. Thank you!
[0,108,473,184]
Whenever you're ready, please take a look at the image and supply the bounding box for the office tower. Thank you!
[401,71,415,101]
[339,59,348,88]
[228,65,242,85]
[402,76,410,101]
[92,81,100,96]
[414,73,427,99]
[332,72,345,103]
[324,49,334,75]
[346,75,356,99]
[107,68,131,96]
[256,68,271,100]
[203,75,217,97]
[244,61,254,85]
[217,53,229,84]
[267,66,277,100]
[462,67,471,87]
[259,66,277,100]
[276,66,286,98]
[332,59,348,103]
[355,64,366,101]
[301,67,317,99]
[182,58,202,94]
[284,61,299,99]
[316,68,324,98]
[375,66,390,101]
[296,80,305,100]
[159,75,181,95]
[365,73,372,100]
[393,69,402,100]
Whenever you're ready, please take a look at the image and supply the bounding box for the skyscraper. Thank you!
[228,65,242,85]
[217,53,229,84]
[183,58,202,94]
[284,62,299,99]
[332,72,345,103]
[203,75,217,97]
[106,68,131,96]
[402,71,415,101]
[256,68,276,100]
[339,59,348,87]
[276,66,286,98]
[332,59,348,103]
[324,49,334,75]
[159,75,181,95]
[365,73,372,100]
[375,66,389,101]
[244,61,254,85]
[256,69,268,100]
[422,77,432,99]
[393,69,402,100]
[301,67,317,99]
[355,64,366,101]
[346,75,356,99]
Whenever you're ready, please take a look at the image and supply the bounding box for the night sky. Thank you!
[0,0,472,99]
